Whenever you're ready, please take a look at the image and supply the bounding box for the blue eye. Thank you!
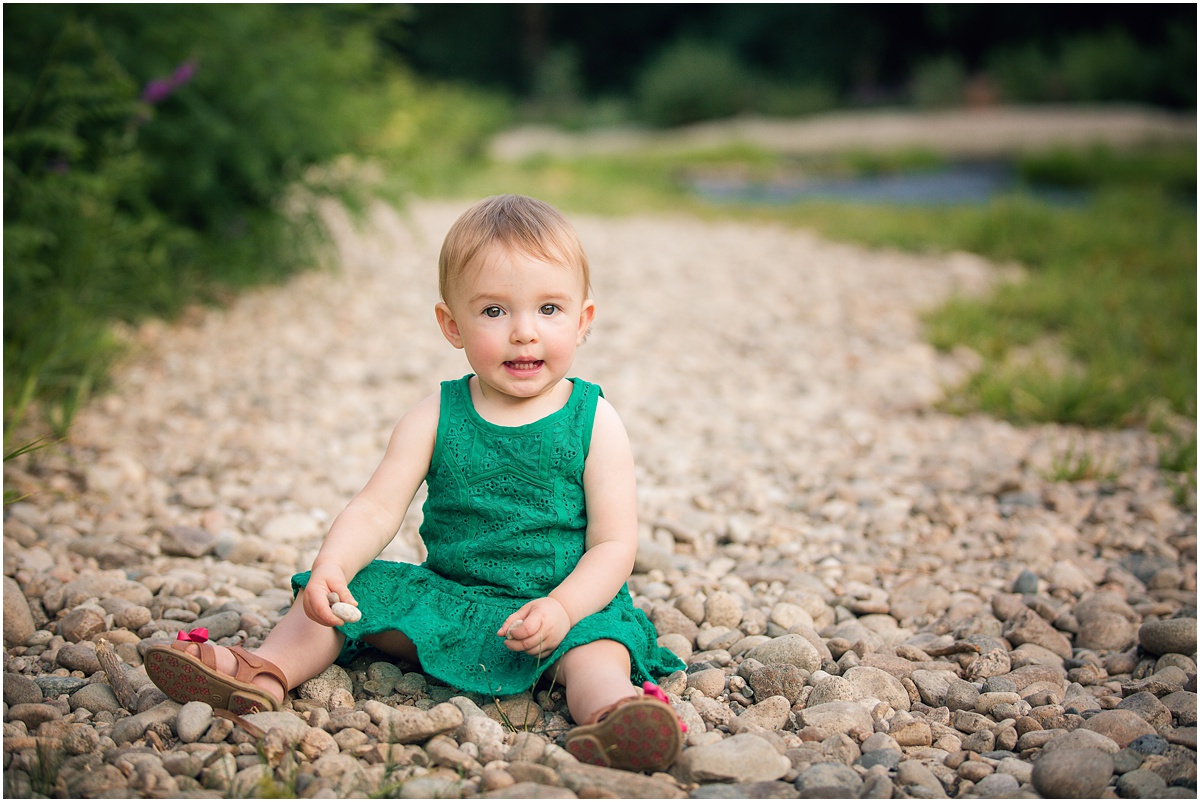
[483,306,504,318]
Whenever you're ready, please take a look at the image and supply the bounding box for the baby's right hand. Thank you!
[302,563,357,628]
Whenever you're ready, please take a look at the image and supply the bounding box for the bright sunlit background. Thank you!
[4,5,1196,497]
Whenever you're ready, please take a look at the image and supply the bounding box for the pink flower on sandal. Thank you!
[176,627,209,643]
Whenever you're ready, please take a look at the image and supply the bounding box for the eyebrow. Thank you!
[467,291,573,307]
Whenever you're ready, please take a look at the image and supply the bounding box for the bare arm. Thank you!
[302,392,439,627]
[500,397,639,655]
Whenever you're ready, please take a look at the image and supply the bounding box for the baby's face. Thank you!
[437,244,594,403]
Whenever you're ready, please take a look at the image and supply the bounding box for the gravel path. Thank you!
[3,198,1195,798]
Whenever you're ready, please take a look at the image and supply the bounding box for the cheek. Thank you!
[461,324,506,357]
[547,324,583,354]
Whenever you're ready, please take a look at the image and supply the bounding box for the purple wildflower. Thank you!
[141,59,198,105]
[171,59,198,86]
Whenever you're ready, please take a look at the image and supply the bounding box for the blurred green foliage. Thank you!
[987,24,1196,107]
[397,5,1195,128]
[910,56,969,108]
[620,22,1194,128]
[632,39,838,129]
[4,5,433,438]
[634,40,757,128]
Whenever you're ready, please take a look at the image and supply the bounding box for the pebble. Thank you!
[748,663,807,704]
[744,634,821,672]
[56,642,101,674]
[1013,569,1039,594]
[175,700,214,743]
[3,672,42,706]
[2,198,1195,798]
[794,761,863,796]
[1117,768,1168,797]
[160,524,217,557]
[797,701,874,740]
[673,733,791,784]
[686,666,726,697]
[691,780,798,798]
[68,682,121,714]
[1139,619,1198,656]
[34,675,88,697]
[331,601,362,623]
[1084,709,1158,747]
[110,701,180,745]
[3,576,36,647]
[298,664,354,708]
[1032,747,1115,798]
[858,748,903,770]
[730,695,791,732]
[896,759,947,797]
[975,771,1020,796]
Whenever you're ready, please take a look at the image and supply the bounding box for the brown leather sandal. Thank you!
[144,640,288,715]
[564,689,684,773]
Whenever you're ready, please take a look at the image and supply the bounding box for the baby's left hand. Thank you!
[498,597,571,659]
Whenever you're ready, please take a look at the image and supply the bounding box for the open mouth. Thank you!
[505,360,544,373]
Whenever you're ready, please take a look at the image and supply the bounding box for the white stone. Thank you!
[330,602,361,623]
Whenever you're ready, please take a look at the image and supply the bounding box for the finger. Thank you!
[498,603,534,637]
[525,641,553,658]
[514,629,550,656]
[304,585,344,628]
[517,608,544,636]
[303,592,333,626]
[326,585,358,607]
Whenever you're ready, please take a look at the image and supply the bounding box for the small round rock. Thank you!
[1138,619,1197,656]
[331,602,361,624]
[1032,748,1114,799]
[1013,569,1039,594]
[177,700,215,743]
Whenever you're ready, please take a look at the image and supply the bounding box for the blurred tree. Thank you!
[392,4,1196,110]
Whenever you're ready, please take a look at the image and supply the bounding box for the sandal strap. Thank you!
[215,708,266,739]
[228,646,289,690]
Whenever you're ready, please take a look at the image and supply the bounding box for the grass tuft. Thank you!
[1045,438,1118,483]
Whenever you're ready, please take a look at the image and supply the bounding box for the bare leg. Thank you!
[170,598,344,705]
[253,600,347,695]
[554,639,638,725]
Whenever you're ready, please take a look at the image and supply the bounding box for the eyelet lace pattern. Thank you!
[292,375,685,695]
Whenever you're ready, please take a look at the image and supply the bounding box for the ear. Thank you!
[435,302,464,349]
[577,298,596,345]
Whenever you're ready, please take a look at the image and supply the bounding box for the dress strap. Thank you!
[575,379,603,458]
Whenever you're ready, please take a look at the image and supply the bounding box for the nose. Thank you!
[510,311,538,344]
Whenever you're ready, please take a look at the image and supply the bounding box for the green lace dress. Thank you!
[292,375,684,696]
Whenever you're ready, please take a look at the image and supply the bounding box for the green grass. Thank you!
[1045,439,1119,483]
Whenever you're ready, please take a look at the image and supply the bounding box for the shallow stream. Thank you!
[689,162,1088,207]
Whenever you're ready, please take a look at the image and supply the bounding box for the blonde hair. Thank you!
[438,194,590,301]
